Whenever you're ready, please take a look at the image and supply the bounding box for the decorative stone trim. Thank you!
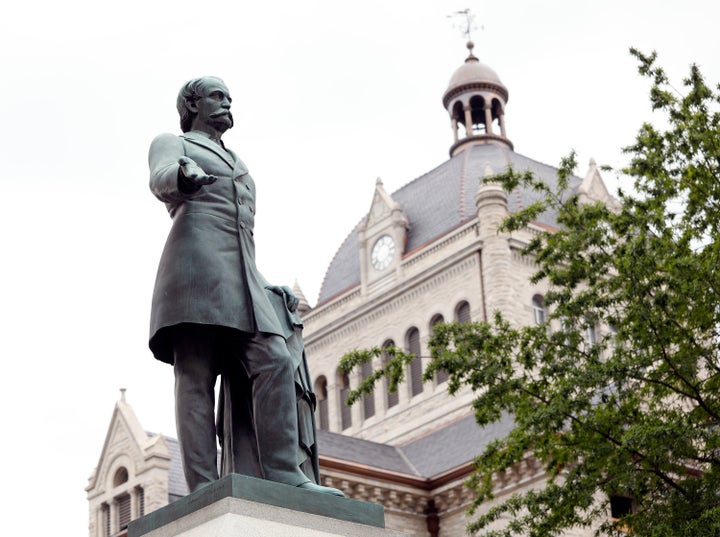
[306,254,480,351]
[306,287,362,323]
[433,483,476,512]
[321,475,431,515]
[319,454,546,520]
[492,456,545,493]
[450,134,514,155]
[443,82,509,107]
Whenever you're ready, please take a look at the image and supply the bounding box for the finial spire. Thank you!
[449,8,478,42]
[466,40,478,62]
[449,9,482,61]
[120,387,126,402]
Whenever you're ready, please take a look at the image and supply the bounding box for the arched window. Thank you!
[104,467,142,536]
[455,301,471,323]
[469,95,486,134]
[430,314,448,384]
[406,327,423,396]
[532,295,547,325]
[113,467,128,487]
[337,370,352,430]
[491,98,504,132]
[452,101,468,136]
[382,340,399,408]
[609,325,618,349]
[314,376,329,431]
[360,359,375,419]
[584,317,597,346]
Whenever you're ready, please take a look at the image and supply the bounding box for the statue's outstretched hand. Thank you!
[267,285,299,313]
[178,157,218,185]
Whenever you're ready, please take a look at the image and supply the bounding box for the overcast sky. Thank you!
[1,0,718,534]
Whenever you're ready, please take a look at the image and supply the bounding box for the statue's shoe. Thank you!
[297,481,345,497]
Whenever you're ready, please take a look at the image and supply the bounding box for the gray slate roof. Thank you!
[316,428,419,476]
[163,436,223,499]
[317,143,582,304]
[165,436,190,499]
[318,412,515,479]
[400,413,514,477]
[159,412,514,494]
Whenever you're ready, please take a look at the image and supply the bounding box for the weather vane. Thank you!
[448,8,482,42]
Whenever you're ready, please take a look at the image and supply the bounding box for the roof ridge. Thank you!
[458,146,470,220]
[395,445,423,477]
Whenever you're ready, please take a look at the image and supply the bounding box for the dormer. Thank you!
[358,178,409,295]
[578,158,621,210]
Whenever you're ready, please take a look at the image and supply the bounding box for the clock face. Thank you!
[371,235,395,271]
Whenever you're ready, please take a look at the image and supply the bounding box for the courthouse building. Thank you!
[87,41,617,537]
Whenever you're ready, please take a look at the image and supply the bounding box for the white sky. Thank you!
[1,0,718,534]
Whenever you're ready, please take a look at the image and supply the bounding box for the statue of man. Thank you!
[147,76,342,497]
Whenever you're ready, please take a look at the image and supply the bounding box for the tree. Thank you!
[340,50,720,536]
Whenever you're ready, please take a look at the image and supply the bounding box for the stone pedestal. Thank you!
[128,474,407,537]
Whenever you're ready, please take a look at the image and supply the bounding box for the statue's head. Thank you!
[177,76,233,133]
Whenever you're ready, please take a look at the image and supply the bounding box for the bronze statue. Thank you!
[148,76,342,497]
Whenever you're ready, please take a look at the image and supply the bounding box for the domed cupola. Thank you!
[442,41,512,156]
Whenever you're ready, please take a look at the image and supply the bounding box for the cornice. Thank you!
[443,81,509,108]
[320,456,476,491]
[319,454,547,516]
[450,135,514,156]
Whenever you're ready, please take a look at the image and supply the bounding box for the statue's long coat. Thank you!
[218,291,321,484]
[148,130,284,364]
[148,130,319,483]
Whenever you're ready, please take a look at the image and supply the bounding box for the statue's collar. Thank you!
[185,130,225,149]
[182,131,235,170]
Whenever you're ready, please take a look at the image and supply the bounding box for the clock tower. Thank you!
[358,177,409,295]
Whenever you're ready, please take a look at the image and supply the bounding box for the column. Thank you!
[484,104,493,135]
[463,106,473,136]
[130,488,138,521]
[110,498,118,537]
[327,377,339,431]
[499,110,507,138]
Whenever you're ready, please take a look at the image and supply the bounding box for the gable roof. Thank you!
[87,399,151,493]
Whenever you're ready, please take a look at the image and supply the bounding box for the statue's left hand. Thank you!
[267,285,299,313]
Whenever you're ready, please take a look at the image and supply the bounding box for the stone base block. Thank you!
[129,474,407,537]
